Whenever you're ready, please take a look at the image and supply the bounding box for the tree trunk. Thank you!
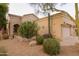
[48,13,52,37]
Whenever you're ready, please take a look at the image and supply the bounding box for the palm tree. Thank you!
[0,3,9,40]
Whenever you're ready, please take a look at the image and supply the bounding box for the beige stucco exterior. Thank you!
[22,14,39,23]
[51,13,64,40]
[35,11,76,40]
[8,14,39,36]
[7,11,76,40]
[36,17,48,35]
[8,14,22,36]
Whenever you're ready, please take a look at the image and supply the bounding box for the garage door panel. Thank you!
[62,27,70,39]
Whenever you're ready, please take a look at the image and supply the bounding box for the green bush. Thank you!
[18,21,38,39]
[43,38,60,55]
[36,35,44,44]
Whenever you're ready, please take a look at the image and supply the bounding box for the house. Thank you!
[35,11,76,40]
[7,11,76,41]
[8,14,22,36]
[22,13,39,23]
[7,13,39,36]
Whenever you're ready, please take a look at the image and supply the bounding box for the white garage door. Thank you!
[62,27,70,39]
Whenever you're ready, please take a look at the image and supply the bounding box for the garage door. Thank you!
[62,27,70,39]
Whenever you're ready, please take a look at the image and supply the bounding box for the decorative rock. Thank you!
[29,40,37,47]
[15,36,29,43]
[31,36,36,40]
[16,36,23,42]
[22,39,28,42]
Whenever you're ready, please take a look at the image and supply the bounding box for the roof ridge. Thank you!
[8,14,21,17]
[34,11,75,22]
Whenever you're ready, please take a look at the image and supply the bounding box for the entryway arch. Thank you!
[13,24,19,35]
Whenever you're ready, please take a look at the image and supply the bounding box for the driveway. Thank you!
[60,36,79,46]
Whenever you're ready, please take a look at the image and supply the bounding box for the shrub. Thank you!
[18,21,38,39]
[36,35,44,44]
[43,38,60,55]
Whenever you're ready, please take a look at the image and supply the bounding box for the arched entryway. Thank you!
[13,24,19,35]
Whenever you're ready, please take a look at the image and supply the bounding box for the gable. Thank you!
[22,14,39,22]
[63,14,75,26]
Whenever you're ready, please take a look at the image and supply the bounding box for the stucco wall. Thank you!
[35,13,64,40]
[7,12,76,40]
[8,14,39,37]
[51,14,64,40]
[52,13,76,40]
[36,13,76,40]
[22,14,38,23]
[36,18,48,35]
[8,14,22,36]
[63,15,75,26]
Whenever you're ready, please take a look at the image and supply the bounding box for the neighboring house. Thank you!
[35,11,76,40]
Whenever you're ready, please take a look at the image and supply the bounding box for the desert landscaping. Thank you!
[0,3,79,56]
[0,36,79,56]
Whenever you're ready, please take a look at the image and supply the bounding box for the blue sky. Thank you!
[9,3,78,19]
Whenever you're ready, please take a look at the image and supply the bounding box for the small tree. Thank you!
[0,3,8,31]
[0,3,8,40]
[18,21,38,39]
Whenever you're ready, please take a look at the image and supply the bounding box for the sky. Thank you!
[9,3,78,19]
